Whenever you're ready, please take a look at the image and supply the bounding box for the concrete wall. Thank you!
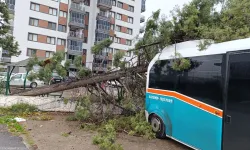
[0,96,76,112]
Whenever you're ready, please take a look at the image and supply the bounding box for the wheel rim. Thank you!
[31,83,36,88]
[151,117,161,132]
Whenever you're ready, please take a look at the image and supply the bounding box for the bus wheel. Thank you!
[150,114,166,139]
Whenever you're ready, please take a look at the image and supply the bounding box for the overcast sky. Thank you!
[144,0,191,19]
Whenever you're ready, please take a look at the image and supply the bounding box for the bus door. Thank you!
[223,52,250,150]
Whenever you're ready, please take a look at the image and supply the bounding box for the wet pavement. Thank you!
[0,125,28,150]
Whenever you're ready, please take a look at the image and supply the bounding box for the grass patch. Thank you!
[66,115,78,121]
[30,112,53,121]
[0,115,25,135]
[61,132,70,137]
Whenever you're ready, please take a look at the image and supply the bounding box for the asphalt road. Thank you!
[0,125,28,150]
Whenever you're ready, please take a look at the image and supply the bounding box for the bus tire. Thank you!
[150,114,166,139]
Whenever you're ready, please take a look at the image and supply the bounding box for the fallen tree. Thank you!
[14,65,147,96]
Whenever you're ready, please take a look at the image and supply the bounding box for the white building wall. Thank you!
[11,0,68,63]
[11,0,143,70]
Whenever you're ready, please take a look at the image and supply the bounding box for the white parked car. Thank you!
[10,73,45,88]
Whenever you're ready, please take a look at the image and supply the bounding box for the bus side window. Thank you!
[176,55,223,109]
[149,60,178,91]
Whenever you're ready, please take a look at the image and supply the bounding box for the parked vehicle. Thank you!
[146,38,250,150]
[9,73,44,88]
[0,72,7,81]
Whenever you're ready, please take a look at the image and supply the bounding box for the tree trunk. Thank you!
[15,66,147,96]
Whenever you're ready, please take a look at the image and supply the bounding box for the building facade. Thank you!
[2,0,146,73]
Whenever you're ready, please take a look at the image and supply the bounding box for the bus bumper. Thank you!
[145,110,149,122]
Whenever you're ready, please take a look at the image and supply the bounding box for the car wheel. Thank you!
[30,82,37,88]
[150,114,166,139]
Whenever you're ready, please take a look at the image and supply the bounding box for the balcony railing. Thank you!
[68,31,84,40]
[97,0,112,10]
[96,24,110,34]
[139,26,145,33]
[70,3,85,13]
[97,13,111,21]
[68,45,83,52]
[69,17,84,28]
[7,4,15,13]
[1,57,11,63]
[140,15,145,23]
[93,63,108,72]
[94,52,109,60]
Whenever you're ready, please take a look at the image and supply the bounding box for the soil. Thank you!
[24,113,191,150]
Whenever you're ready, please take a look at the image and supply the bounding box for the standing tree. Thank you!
[0,2,20,93]
[0,2,20,57]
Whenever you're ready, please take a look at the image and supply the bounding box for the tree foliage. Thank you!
[91,39,113,55]
[135,0,250,70]
[26,52,91,83]
[0,2,20,56]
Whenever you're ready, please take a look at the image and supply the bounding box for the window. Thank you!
[128,5,134,12]
[84,37,88,43]
[110,11,115,18]
[47,36,55,44]
[59,11,67,18]
[27,48,37,56]
[126,51,131,57]
[112,0,116,6]
[176,55,223,108]
[29,18,38,26]
[117,1,123,8]
[48,22,56,30]
[109,36,114,41]
[95,33,109,42]
[115,25,121,32]
[114,37,120,43]
[45,51,53,58]
[58,24,66,32]
[116,13,122,20]
[127,28,133,35]
[126,40,132,46]
[110,24,114,30]
[57,38,66,45]
[128,17,133,23]
[49,7,57,16]
[30,3,39,11]
[11,74,22,80]
[228,53,250,102]
[28,33,38,41]
[84,0,90,6]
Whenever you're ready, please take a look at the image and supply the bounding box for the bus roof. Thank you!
[155,38,250,61]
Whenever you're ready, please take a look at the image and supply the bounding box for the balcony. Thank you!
[140,26,145,33]
[140,15,145,23]
[97,13,111,22]
[7,4,15,14]
[141,0,146,13]
[92,63,108,72]
[67,45,83,55]
[68,31,84,41]
[69,17,85,29]
[67,59,77,69]
[1,57,11,63]
[70,2,85,13]
[97,0,112,10]
[96,24,110,34]
[94,52,109,60]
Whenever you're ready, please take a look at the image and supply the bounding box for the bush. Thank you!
[106,111,155,139]
[9,103,38,114]
[93,124,123,150]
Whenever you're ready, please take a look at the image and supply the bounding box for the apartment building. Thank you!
[2,0,146,73]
